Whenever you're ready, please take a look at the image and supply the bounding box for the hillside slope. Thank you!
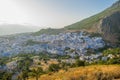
[65,0,120,31]
[65,0,120,44]
[33,28,65,35]
[34,1,120,44]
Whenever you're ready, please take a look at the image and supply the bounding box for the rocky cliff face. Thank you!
[100,11,120,44]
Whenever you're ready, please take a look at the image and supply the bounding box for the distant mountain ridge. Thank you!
[0,24,39,36]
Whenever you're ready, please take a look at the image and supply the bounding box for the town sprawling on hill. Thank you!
[0,0,120,80]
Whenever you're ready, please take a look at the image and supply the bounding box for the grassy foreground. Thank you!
[28,65,120,80]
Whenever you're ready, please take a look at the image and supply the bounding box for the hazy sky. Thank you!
[0,0,117,29]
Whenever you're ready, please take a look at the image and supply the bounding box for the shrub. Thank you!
[75,59,85,67]
[107,58,120,64]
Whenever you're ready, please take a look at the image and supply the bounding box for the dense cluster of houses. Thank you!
[0,32,105,57]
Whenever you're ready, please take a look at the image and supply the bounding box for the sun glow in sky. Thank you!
[0,0,117,29]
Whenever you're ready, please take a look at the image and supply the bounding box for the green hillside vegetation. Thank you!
[102,48,120,64]
[65,1,120,30]
[103,48,120,56]
[25,39,49,46]
[33,28,65,36]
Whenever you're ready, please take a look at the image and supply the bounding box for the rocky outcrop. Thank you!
[100,11,120,44]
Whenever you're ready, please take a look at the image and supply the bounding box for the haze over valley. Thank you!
[0,24,41,35]
[0,0,116,35]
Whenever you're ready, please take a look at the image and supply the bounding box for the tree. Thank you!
[2,72,12,80]
[60,62,69,71]
[18,70,29,80]
[29,67,44,80]
[17,56,33,71]
[48,64,60,72]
